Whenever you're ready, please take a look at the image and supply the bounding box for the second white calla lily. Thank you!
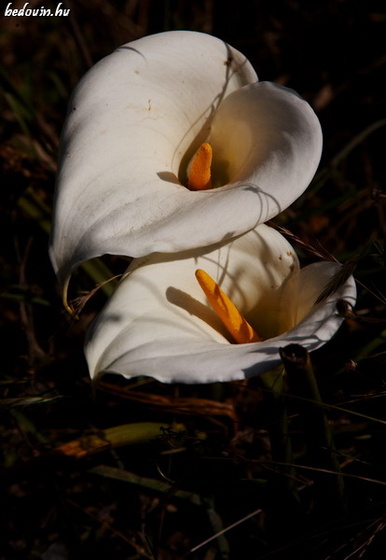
[49,30,323,303]
[85,225,356,384]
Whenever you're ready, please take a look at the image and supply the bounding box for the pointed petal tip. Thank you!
[49,246,76,317]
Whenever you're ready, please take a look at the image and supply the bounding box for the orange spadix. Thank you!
[187,143,213,191]
[195,269,262,344]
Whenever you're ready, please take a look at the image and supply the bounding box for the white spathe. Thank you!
[85,225,356,384]
[49,30,323,300]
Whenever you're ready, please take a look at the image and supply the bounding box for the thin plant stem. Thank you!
[280,344,346,518]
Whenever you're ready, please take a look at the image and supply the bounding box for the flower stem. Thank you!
[279,344,346,517]
[260,367,302,538]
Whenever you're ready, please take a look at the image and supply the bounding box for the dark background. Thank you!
[1,1,386,558]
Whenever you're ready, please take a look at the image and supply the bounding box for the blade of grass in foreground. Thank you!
[89,464,202,506]
[54,422,186,459]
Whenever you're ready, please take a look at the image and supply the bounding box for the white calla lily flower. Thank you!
[49,30,322,304]
[85,225,356,384]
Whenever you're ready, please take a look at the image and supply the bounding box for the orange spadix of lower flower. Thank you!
[195,269,262,344]
[187,143,213,190]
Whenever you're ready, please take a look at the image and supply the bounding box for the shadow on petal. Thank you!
[166,286,230,341]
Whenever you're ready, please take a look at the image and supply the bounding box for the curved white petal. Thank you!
[49,30,322,298]
[85,225,356,384]
[208,82,322,215]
